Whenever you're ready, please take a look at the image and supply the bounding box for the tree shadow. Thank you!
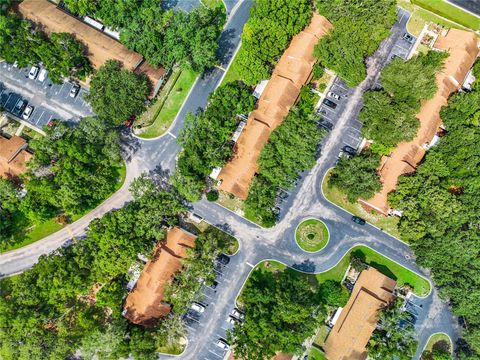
[216,28,237,67]
[292,259,316,273]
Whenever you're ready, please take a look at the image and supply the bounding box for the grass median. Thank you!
[136,68,197,139]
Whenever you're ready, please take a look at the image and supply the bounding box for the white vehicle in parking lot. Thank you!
[70,84,80,98]
[327,91,341,100]
[216,339,229,351]
[191,302,206,313]
[231,308,244,321]
[38,69,48,82]
[28,66,39,80]
[22,105,34,120]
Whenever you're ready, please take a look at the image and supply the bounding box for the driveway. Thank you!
[0,62,92,129]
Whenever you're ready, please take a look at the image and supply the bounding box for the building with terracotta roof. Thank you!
[123,227,196,327]
[18,0,165,89]
[361,29,479,214]
[218,14,332,199]
[0,135,32,178]
[323,268,396,360]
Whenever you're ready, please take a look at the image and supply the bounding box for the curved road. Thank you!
[0,4,458,359]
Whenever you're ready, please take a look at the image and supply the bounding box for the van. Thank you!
[38,69,48,82]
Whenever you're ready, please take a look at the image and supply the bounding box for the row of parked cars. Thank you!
[27,65,81,98]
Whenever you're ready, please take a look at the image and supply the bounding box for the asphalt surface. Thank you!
[447,0,480,17]
[0,62,92,128]
[0,4,458,360]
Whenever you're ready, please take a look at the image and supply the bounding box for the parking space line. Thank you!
[208,350,222,358]
[246,262,254,268]
[332,82,349,92]
[56,83,65,95]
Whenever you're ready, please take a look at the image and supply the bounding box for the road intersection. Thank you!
[0,4,457,359]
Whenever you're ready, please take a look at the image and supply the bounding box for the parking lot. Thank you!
[389,8,417,61]
[181,253,242,360]
[0,61,93,129]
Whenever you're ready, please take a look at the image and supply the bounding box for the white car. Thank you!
[22,105,34,120]
[227,316,239,325]
[38,68,48,82]
[28,66,39,80]
[230,308,244,321]
[191,302,205,313]
[69,84,80,98]
[216,339,229,351]
[327,91,341,100]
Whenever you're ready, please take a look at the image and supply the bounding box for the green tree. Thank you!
[234,0,313,85]
[85,60,149,125]
[62,0,97,16]
[329,150,382,202]
[0,178,18,243]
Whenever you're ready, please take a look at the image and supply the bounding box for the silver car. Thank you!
[22,105,34,120]
[28,66,39,80]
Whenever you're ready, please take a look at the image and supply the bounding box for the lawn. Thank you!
[309,347,327,360]
[421,333,452,359]
[136,68,197,139]
[216,190,245,215]
[295,218,329,252]
[1,162,127,253]
[201,0,224,10]
[411,0,480,31]
[322,170,401,239]
[315,245,431,296]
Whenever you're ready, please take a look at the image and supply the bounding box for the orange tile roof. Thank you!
[18,0,165,86]
[323,268,396,360]
[218,14,332,199]
[0,135,32,178]
[362,29,479,214]
[123,227,196,327]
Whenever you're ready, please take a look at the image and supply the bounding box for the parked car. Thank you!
[231,308,244,321]
[69,83,80,98]
[318,118,334,131]
[342,145,357,156]
[22,105,34,120]
[38,68,48,82]
[208,280,218,290]
[28,65,39,80]
[402,33,415,44]
[327,91,341,100]
[351,216,366,225]
[322,98,337,109]
[216,254,230,266]
[190,302,206,313]
[227,316,238,325]
[13,99,27,116]
[125,115,136,128]
[216,339,229,351]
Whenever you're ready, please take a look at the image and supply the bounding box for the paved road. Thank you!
[447,0,480,17]
[0,62,92,128]
[0,5,458,359]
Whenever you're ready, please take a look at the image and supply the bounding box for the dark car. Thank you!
[13,99,27,116]
[317,117,334,131]
[402,33,415,44]
[216,254,230,266]
[351,216,366,225]
[322,98,337,109]
[342,145,357,156]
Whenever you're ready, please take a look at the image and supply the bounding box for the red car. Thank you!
[125,115,136,128]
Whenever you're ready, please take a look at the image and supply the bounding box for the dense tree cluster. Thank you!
[233,0,313,85]
[244,87,324,226]
[359,52,447,151]
[388,84,480,359]
[0,178,19,244]
[0,176,234,359]
[0,177,186,359]
[172,81,255,201]
[314,0,396,86]
[228,268,346,359]
[63,0,223,72]
[0,13,91,82]
[368,301,418,359]
[85,60,149,125]
[328,150,382,203]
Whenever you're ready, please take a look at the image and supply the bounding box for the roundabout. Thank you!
[295,218,329,253]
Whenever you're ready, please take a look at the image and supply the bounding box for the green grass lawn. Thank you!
[421,333,452,359]
[201,0,224,10]
[322,170,401,239]
[315,245,431,296]
[295,218,329,252]
[309,347,327,360]
[411,0,480,31]
[1,162,127,253]
[221,45,243,85]
[136,68,197,139]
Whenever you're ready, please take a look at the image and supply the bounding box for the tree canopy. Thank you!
[315,0,396,86]
[329,150,382,203]
[233,0,313,85]
[228,268,346,359]
[85,60,149,125]
[0,14,91,82]
[172,81,255,201]
[388,84,480,359]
